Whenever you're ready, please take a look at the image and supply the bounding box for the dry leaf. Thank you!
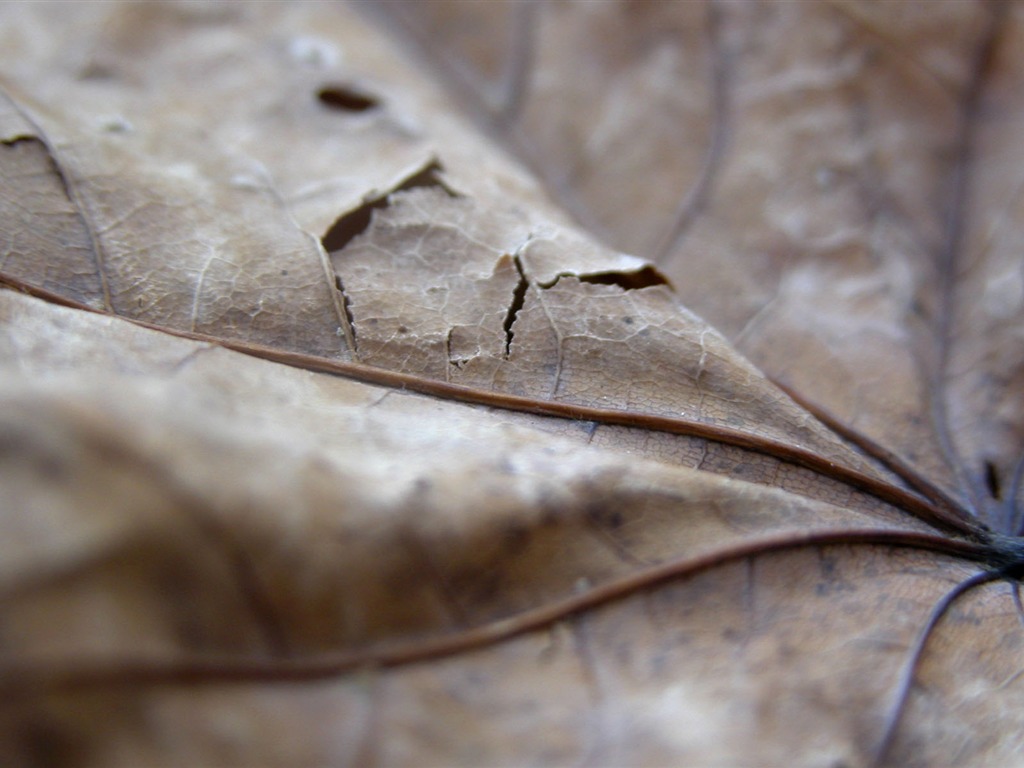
[2,2,1023,766]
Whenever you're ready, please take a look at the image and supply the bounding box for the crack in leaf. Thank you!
[985,460,1002,501]
[334,274,358,356]
[444,327,471,375]
[322,157,465,358]
[320,158,459,254]
[536,264,669,291]
[502,255,529,358]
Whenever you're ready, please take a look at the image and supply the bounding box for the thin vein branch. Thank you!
[0,82,113,313]
[568,616,616,766]
[1013,581,1024,628]
[262,165,358,358]
[347,670,382,768]
[494,0,537,128]
[653,0,730,264]
[872,568,1004,767]
[823,0,961,98]
[929,2,1009,513]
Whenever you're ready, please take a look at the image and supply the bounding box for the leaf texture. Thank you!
[388,0,1024,531]
[1,2,1024,767]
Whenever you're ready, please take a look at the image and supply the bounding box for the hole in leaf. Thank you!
[322,160,457,253]
[316,85,379,112]
[985,460,1002,500]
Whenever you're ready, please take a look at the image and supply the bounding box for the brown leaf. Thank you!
[392,0,1024,527]
[1,2,1023,767]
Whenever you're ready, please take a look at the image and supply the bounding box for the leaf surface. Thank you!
[389,0,1024,530]
[1,2,1023,767]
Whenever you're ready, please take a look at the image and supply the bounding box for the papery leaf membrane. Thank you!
[2,2,1023,767]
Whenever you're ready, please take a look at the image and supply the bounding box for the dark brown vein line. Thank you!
[0,272,990,543]
[929,1,1009,515]
[872,568,1004,767]
[772,379,975,524]
[653,0,730,264]
[0,528,993,695]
